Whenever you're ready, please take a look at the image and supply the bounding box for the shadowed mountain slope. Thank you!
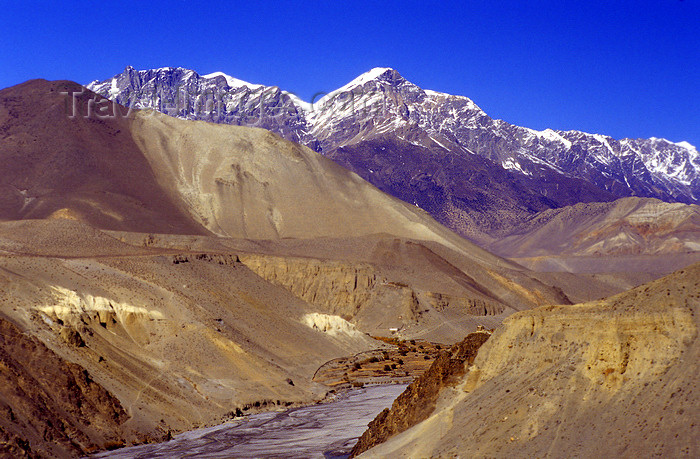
[0,80,207,234]
[327,134,618,242]
[0,314,134,458]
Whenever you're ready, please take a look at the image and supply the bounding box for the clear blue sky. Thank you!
[1,1,698,147]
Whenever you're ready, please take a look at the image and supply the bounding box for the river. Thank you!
[94,384,406,459]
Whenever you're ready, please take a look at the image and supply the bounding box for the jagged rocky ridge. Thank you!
[349,331,491,457]
[87,66,317,148]
[88,67,700,239]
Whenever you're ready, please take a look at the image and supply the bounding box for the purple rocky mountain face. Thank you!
[87,67,699,239]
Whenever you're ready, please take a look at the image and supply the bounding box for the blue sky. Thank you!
[1,1,698,147]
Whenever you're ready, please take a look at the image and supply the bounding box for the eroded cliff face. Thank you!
[241,255,381,318]
[240,254,508,340]
[360,264,700,458]
[349,331,490,457]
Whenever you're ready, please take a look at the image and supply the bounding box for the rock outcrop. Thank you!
[350,331,490,457]
[240,252,512,341]
[241,255,380,319]
[0,315,133,458]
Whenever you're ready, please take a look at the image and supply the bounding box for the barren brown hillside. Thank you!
[489,197,700,276]
[360,263,700,458]
[0,80,207,234]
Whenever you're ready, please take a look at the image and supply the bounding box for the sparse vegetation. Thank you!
[314,338,445,387]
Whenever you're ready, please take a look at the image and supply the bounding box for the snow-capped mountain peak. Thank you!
[675,141,698,152]
[86,66,700,205]
[86,65,317,147]
[342,66,395,87]
[314,67,404,106]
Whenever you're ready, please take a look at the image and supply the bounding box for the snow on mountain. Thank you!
[86,66,317,147]
[86,66,699,205]
[200,71,263,89]
[315,67,393,106]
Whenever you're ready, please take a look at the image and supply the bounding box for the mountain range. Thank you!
[88,66,700,241]
[0,71,697,458]
[0,79,576,457]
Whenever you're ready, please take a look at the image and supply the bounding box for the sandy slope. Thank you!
[360,263,700,457]
[130,108,515,264]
